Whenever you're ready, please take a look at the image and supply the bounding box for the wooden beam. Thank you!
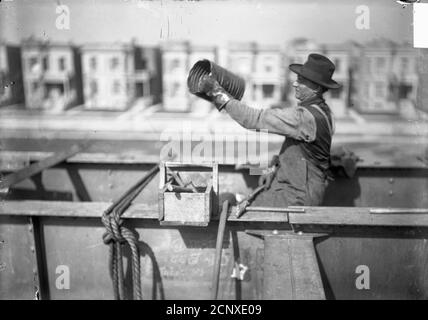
[287,206,428,227]
[0,200,159,219]
[2,201,428,226]
[0,143,89,189]
[2,150,428,170]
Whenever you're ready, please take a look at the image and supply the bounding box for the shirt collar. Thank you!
[298,95,325,107]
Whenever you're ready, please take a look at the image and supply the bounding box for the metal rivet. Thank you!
[272,230,278,235]
[28,225,33,232]
[30,246,35,252]
[33,268,38,274]
[389,190,394,196]
[389,178,394,183]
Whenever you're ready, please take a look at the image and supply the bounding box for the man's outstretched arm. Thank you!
[196,74,316,142]
[224,99,317,142]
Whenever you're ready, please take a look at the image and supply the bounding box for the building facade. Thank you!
[353,40,398,114]
[391,44,419,118]
[161,41,217,113]
[21,39,82,111]
[227,42,283,109]
[251,45,283,109]
[321,42,363,118]
[81,43,143,110]
[161,41,191,112]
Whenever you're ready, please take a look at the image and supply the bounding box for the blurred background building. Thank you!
[0,37,419,121]
[21,39,82,112]
[81,42,160,111]
[161,41,217,113]
[227,42,283,109]
[0,0,423,124]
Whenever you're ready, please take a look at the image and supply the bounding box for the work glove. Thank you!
[197,74,233,111]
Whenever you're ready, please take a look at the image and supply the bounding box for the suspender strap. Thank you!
[310,104,335,136]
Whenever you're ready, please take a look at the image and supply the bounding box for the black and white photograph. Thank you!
[1,0,428,305]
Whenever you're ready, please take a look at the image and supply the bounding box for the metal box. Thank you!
[158,162,218,226]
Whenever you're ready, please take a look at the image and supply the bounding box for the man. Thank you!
[197,53,341,207]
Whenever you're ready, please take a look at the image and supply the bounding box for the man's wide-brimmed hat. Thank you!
[289,53,341,89]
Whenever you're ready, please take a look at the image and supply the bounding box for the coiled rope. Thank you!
[101,164,159,300]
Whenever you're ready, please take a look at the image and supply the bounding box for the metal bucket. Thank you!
[187,59,246,102]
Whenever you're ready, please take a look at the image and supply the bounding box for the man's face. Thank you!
[292,75,318,101]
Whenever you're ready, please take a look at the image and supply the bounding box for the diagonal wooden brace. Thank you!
[246,230,329,300]
[0,142,89,190]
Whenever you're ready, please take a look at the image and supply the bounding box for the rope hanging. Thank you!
[101,164,159,300]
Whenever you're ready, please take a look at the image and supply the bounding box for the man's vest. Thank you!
[275,100,333,205]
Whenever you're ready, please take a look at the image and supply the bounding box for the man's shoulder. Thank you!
[303,103,331,117]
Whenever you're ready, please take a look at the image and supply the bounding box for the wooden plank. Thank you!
[0,143,88,189]
[370,208,428,214]
[2,201,428,226]
[0,151,162,170]
[288,206,428,227]
[165,162,217,168]
[0,201,159,219]
[3,150,427,169]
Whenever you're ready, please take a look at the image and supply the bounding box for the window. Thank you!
[110,57,119,70]
[42,56,49,71]
[374,102,384,110]
[169,59,180,72]
[59,57,66,71]
[169,82,180,97]
[400,57,409,72]
[365,57,371,73]
[31,82,39,92]
[29,56,38,72]
[262,84,275,99]
[263,57,274,73]
[135,56,147,71]
[375,82,385,98]
[376,57,386,72]
[398,83,412,99]
[90,80,98,96]
[237,57,251,75]
[112,80,121,94]
[334,58,341,73]
[90,56,97,71]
